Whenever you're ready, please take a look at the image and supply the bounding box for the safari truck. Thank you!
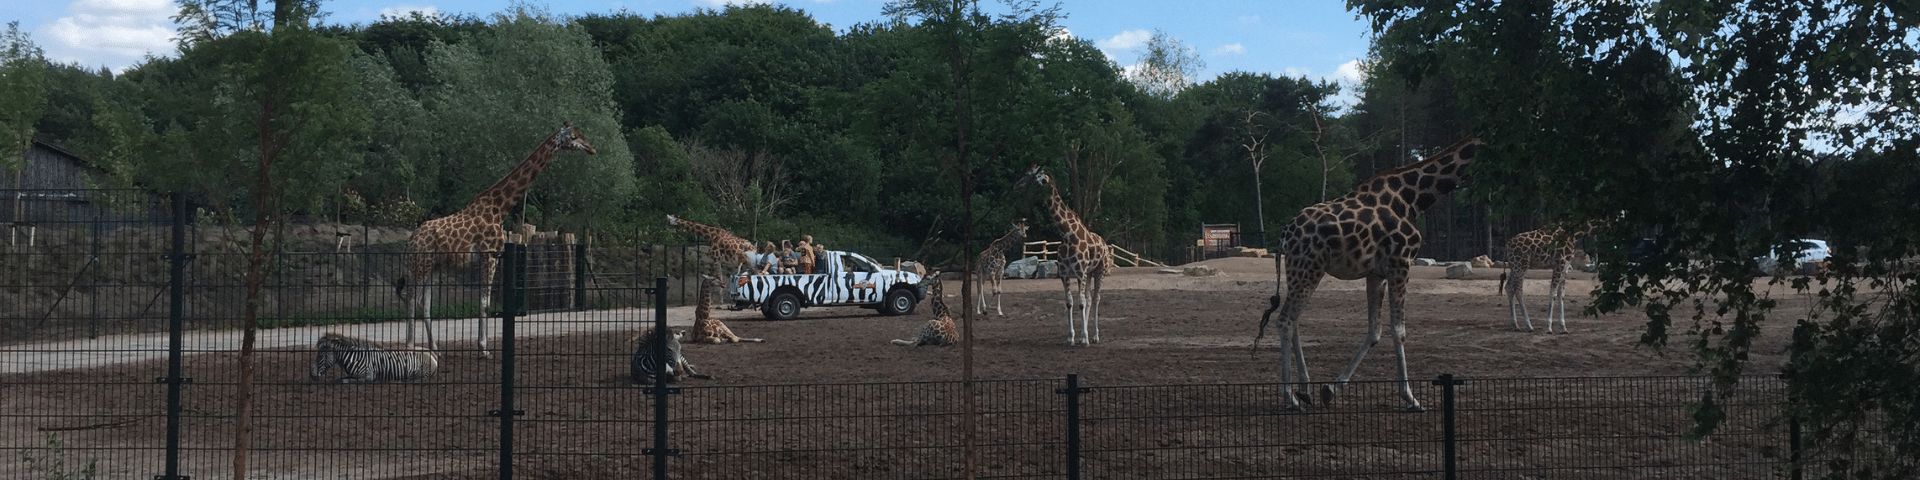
[727,250,927,320]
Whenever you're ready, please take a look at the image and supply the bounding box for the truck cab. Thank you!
[727,250,926,320]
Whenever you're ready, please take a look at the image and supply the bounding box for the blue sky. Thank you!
[10,0,1375,103]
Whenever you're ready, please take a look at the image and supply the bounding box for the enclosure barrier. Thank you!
[1,190,1820,479]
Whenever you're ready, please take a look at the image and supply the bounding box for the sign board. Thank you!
[1201,224,1239,252]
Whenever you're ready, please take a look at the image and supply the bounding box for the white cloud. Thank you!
[379,5,442,20]
[39,0,177,72]
[1210,43,1245,56]
[1334,59,1367,84]
[1094,29,1151,51]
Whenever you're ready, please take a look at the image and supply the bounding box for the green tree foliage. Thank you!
[623,125,713,232]
[413,7,634,230]
[1352,1,1920,475]
[1174,72,1349,237]
[0,21,47,171]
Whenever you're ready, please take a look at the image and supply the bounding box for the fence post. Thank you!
[158,193,191,480]
[1781,371,1801,480]
[494,243,527,480]
[644,276,675,480]
[1434,374,1463,480]
[1056,373,1087,480]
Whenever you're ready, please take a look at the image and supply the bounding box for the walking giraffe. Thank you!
[397,123,597,358]
[974,220,1028,316]
[1503,221,1597,333]
[1015,165,1113,346]
[666,215,758,339]
[1257,135,1482,412]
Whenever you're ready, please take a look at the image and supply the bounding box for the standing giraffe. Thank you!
[974,220,1028,316]
[397,123,597,357]
[1503,221,1597,333]
[666,215,757,338]
[1258,136,1482,412]
[1015,165,1113,346]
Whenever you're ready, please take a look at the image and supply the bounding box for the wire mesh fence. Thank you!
[0,190,1830,479]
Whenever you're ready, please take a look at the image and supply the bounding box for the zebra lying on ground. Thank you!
[311,333,441,383]
[631,327,715,385]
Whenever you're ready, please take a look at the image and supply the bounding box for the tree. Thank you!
[1127,29,1203,100]
[0,21,47,171]
[1352,1,1920,476]
[414,6,634,231]
[148,1,372,477]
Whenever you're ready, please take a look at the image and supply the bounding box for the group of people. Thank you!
[750,235,824,275]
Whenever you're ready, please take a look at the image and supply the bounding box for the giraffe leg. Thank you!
[476,256,497,359]
[1277,276,1319,410]
[423,285,439,351]
[1386,273,1424,412]
[1060,275,1081,345]
[993,276,1005,317]
[1088,272,1102,344]
[1507,266,1532,331]
[1549,264,1569,333]
[1326,276,1386,406]
[1513,267,1536,331]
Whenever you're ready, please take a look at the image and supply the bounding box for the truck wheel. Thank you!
[880,287,917,316]
[763,292,801,320]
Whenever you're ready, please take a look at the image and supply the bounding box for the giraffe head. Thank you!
[555,123,598,155]
[667,214,684,227]
[1013,164,1051,189]
[1011,219,1028,239]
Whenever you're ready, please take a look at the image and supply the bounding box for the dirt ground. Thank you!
[5,257,1816,479]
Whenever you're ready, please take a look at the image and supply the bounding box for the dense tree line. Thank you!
[6,2,1351,262]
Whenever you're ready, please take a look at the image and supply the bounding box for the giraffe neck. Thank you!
[462,134,563,225]
[1354,136,1481,218]
[984,231,1021,256]
[1044,184,1089,249]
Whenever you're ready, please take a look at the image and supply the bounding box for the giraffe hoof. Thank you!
[1292,390,1314,406]
[1404,404,1427,413]
[1320,385,1338,406]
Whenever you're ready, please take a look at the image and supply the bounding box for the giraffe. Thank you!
[397,123,597,358]
[689,274,764,344]
[1503,220,1599,333]
[1015,165,1114,346]
[666,215,757,340]
[1257,135,1483,412]
[893,273,958,346]
[974,220,1028,316]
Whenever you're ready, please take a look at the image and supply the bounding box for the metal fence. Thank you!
[3,193,1817,479]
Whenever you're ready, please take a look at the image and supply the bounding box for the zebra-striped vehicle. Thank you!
[728,249,926,320]
[311,333,441,383]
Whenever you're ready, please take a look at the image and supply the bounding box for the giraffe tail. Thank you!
[1498,272,1508,296]
[1252,294,1283,356]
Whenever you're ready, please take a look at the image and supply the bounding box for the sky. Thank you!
[9,0,1376,103]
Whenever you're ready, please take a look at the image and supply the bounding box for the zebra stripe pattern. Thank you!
[311,333,440,383]
[631,327,709,385]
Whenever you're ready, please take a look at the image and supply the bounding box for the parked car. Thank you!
[1755,239,1830,276]
[727,249,926,320]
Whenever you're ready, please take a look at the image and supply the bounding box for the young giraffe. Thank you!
[1502,222,1594,333]
[397,123,596,358]
[689,275,764,344]
[1258,135,1483,412]
[1015,165,1114,346]
[893,273,957,346]
[974,220,1029,317]
[666,215,757,339]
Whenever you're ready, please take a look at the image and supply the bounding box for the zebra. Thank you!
[311,333,441,383]
[630,327,714,385]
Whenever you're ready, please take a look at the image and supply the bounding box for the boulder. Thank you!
[1415,258,1438,267]
[1445,262,1473,279]
[1182,265,1221,277]
[1470,255,1494,269]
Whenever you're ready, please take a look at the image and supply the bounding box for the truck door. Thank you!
[836,253,884,304]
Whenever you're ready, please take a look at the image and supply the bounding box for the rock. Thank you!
[1006,257,1060,279]
[1446,263,1473,279]
[1470,255,1494,269]
[1157,268,1182,275]
[1237,247,1268,257]
[1415,258,1438,267]
[1182,265,1220,277]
